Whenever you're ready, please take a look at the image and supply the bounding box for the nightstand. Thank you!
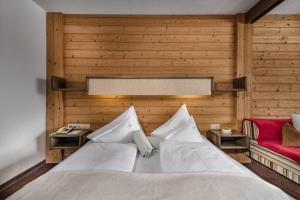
[49,129,90,160]
[206,129,251,164]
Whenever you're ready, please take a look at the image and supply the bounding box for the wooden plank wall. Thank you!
[62,15,237,134]
[46,13,65,163]
[251,15,300,118]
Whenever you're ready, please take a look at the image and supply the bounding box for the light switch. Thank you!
[210,124,220,130]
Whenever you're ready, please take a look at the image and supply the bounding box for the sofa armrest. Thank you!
[243,120,259,140]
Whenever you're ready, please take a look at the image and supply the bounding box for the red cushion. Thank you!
[260,140,300,164]
[244,119,292,143]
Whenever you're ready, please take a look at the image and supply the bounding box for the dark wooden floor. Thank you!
[0,160,299,200]
[244,160,300,200]
[0,162,56,200]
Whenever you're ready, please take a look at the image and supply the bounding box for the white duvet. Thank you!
[52,142,137,172]
[134,149,161,173]
[160,138,251,174]
[7,137,292,200]
[8,171,290,200]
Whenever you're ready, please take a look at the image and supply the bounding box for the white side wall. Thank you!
[0,0,46,185]
[33,0,300,15]
[33,0,259,14]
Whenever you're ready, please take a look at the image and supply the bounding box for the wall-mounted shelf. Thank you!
[51,75,247,94]
[213,77,247,93]
[51,76,86,91]
[213,89,246,93]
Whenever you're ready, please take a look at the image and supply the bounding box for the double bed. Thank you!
[8,105,292,200]
[52,136,249,174]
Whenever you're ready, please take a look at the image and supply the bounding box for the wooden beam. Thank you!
[46,13,64,163]
[236,14,246,130]
[244,23,253,118]
[246,0,285,23]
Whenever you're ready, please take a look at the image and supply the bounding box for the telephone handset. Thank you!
[56,126,74,134]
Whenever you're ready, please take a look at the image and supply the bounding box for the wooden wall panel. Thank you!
[46,13,64,163]
[251,15,300,119]
[63,15,237,134]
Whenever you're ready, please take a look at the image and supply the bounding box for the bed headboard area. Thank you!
[46,13,248,162]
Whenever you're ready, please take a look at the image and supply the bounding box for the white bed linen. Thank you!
[7,136,291,200]
[151,104,190,137]
[133,149,162,173]
[87,106,140,140]
[8,171,290,200]
[160,136,251,174]
[165,116,203,143]
[134,136,250,174]
[52,142,137,172]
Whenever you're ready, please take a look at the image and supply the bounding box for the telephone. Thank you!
[56,126,74,134]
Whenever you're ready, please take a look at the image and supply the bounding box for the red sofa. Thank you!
[245,119,300,164]
[243,119,300,184]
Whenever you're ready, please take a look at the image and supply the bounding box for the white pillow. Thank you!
[91,116,141,143]
[147,135,165,149]
[291,114,300,131]
[87,106,140,140]
[133,130,153,157]
[151,104,190,138]
[166,116,203,143]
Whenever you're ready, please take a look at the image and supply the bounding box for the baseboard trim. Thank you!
[0,160,55,199]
